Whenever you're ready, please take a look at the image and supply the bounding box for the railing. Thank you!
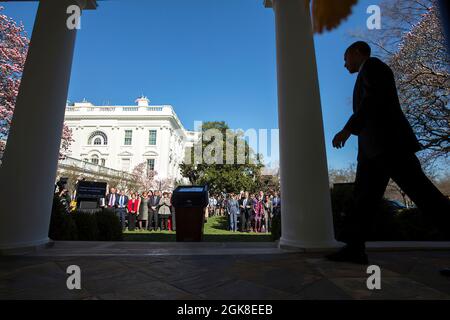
[59,156,135,180]
[122,107,139,112]
[147,107,163,112]
[66,106,169,113]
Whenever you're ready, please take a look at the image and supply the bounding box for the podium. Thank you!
[171,185,209,242]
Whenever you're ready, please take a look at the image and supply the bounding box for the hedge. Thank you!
[49,195,123,241]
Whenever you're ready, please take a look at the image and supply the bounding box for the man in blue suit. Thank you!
[227,193,240,232]
[116,190,129,231]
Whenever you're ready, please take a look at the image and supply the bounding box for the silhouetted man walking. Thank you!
[327,41,450,265]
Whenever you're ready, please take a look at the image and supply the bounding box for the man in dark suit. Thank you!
[327,41,450,264]
[105,187,117,209]
[147,191,161,231]
[238,194,247,232]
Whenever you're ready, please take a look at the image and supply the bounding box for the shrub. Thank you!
[73,211,99,241]
[330,183,355,241]
[395,208,447,241]
[50,201,124,241]
[330,183,449,241]
[271,213,281,241]
[49,194,78,240]
[367,200,403,241]
[96,209,123,241]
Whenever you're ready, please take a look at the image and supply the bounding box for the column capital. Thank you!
[264,0,273,8]
[265,0,310,10]
[75,0,98,10]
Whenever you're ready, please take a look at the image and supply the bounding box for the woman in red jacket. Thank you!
[127,192,140,231]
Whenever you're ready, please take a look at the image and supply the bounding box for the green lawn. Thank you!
[123,215,273,242]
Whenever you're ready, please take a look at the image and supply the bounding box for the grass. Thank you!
[123,215,273,242]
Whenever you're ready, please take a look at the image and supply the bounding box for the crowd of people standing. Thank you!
[207,191,281,233]
[58,182,282,234]
[105,188,176,232]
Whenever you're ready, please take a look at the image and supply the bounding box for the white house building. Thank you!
[64,96,200,182]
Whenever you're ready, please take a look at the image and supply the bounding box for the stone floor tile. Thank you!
[198,279,295,300]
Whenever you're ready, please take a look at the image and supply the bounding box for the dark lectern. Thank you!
[171,185,209,242]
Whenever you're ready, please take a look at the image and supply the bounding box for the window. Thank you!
[149,130,157,145]
[94,137,102,145]
[121,158,131,172]
[147,159,155,172]
[101,159,106,166]
[88,131,108,145]
[124,130,132,145]
[91,155,99,165]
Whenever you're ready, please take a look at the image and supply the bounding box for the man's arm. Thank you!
[333,60,388,149]
[344,60,386,135]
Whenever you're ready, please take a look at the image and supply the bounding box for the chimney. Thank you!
[136,96,150,107]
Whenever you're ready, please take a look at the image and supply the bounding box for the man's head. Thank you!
[344,41,371,74]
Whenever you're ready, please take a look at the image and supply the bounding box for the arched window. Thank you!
[94,137,102,145]
[88,131,108,145]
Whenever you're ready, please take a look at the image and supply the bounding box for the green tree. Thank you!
[180,121,264,194]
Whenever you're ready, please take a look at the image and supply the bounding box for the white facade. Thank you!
[64,97,199,182]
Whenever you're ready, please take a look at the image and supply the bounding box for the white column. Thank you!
[268,0,338,249]
[0,0,96,252]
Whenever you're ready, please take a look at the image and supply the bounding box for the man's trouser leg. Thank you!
[240,210,246,232]
[343,156,390,250]
[118,209,126,231]
[147,209,154,231]
[246,211,251,231]
[386,153,450,235]
[153,211,159,231]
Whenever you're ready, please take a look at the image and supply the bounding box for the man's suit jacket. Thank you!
[272,197,281,208]
[227,199,240,215]
[105,193,117,207]
[344,57,422,160]
[147,196,161,211]
[116,195,129,208]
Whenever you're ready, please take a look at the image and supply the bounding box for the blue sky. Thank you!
[2,0,382,170]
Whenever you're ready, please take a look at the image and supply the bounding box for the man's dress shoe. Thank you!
[325,245,369,265]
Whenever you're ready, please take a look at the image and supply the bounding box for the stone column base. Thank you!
[0,238,54,256]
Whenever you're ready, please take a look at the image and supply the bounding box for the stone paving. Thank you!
[0,241,450,300]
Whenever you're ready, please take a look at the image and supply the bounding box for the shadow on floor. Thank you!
[123,233,273,242]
